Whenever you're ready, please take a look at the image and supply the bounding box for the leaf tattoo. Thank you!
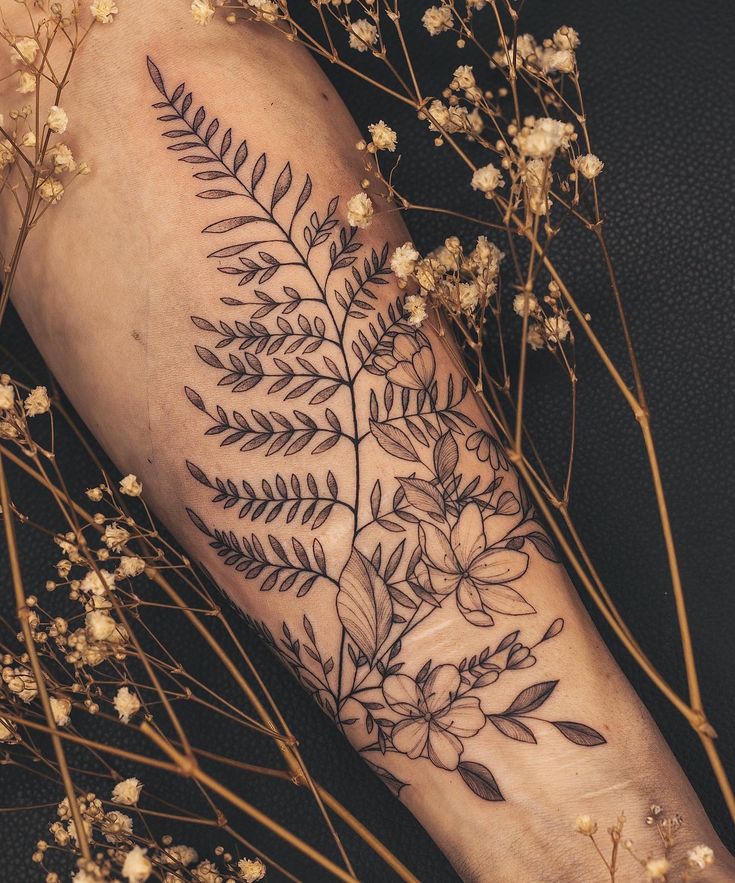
[148,58,606,806]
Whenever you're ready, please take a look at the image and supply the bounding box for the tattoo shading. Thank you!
[147,58,606,803]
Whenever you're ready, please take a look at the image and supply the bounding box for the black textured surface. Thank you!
[1,1,734,880]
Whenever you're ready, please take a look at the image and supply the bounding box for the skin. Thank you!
[1,7,733,881]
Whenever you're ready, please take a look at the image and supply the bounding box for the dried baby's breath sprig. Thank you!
[210,0,735,825]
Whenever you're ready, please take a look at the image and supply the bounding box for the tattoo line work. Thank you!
[147,57,606,803]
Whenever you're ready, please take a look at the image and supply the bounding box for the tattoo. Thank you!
[147,58,606,803]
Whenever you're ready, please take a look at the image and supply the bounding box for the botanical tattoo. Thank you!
[147,58,605,803]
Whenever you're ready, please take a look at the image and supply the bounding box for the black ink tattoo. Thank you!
[147,58,606,803]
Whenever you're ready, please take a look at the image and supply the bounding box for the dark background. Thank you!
[1,1,733,880]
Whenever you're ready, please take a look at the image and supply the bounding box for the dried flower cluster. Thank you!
[575,806,715,882]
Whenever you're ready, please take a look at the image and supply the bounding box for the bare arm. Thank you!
[1,8,731,880]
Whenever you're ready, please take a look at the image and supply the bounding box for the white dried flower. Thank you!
[516,116,569,158]
[402,294,427,326]
[39,177,64,204]
[80,569,116,596]
[24,385,51,415]
[574,153,604,179]
[118,556,146,578]
[0,383,14,410]
[543,48,575,74]
[367,120,397,152]
[470,163,504,195]
[10,37,38,66]
[458,282,480,313]
[687,845,714,870]
[122,846,152,882]
[191,0,215,25]
[119,473,143,496]
[513,291,539,316]
[0,718,17,742]
[544,315,571,343]
[422,6,453,36]
[645,857,671,881]
[238,858,266,882]
[114,686,141,724]
[86,610,117,642]
[527,324,545,350]
[452,64,475,90]
[103,810,133,843]
[346,192,374,228]
[20,131,36,148]
[90,0,119,22]
[50,144,76,173]
[104,523,130,552]
[50,695,71,726]
[390,242,419,280]
[348,19,378,52]
[46,106,68,134]
[17,70,36,93]
[0,139,14,170]
[553,26,581,51]
[112,777,143,806]
[574,814,598,835]
[166,845,198,867]
[3,666,37,702]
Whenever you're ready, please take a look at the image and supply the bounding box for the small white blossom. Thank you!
[80,569,116,596]
[114,686,141,724]
[17,70,36,93]
[86,610,118,642]
[50,144,76,173]
[46,106,68,134]
[90,0,119,22]
[119,473,143,496]
[403,294,427,326]
[24,385,51,415]
[422,6,454,36]
[103,809,133,843]
[645,857,670,881]
[191,0,215,25]
[458,282,480,313]
[238,858,266,882]
[574,815,598,835]
[118,556,146,578]
[112,777,143,806]
[544,315,571,343]
[10,37,38,66]
[50,695,71,726]
[0,383,14,410]
[453,65,475,91]
[513,291,539,317]
[515,116,570,158]
[122,845,152,882]
[0,139,14,170]
[687,845,714,870]
[390,242,419,280]
[574,153,604,179]
[553,26,581,51]
[470,163,503,195]
[348,19,378,52]
[104,522,130,552]
[346,192,374,229]
[367,120,397,152]
[39,177,64,204]
[543,48,575,74]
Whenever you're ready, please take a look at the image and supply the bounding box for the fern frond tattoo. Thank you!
[147,57,606,803]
